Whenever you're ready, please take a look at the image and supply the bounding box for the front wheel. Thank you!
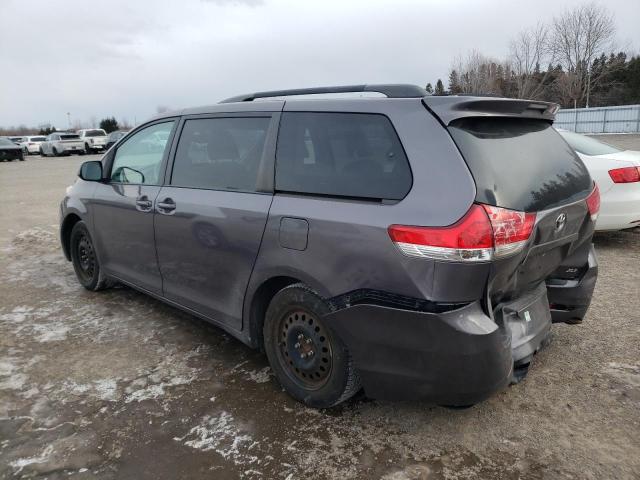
[263,284,361,408]
[52,147,59,157]
[69,221,111,291]
[85,144,91,154]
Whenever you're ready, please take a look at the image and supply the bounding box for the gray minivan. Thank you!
[60,85,599,408]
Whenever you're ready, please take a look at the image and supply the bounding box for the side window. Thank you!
[110,121,175,185]
[171,117,271,192]
[276,112,412,200]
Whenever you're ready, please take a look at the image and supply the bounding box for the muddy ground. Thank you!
[1,144,639,479]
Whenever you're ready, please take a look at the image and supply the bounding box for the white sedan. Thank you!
[558,130,640,231]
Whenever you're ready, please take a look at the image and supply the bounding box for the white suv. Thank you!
[20,135,47,155]
[78,129,108,153]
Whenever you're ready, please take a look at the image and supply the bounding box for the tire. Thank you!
[69,221,112,291]
[39,147,46,157]
[52,147,59,157]
[263,283,361,408]
[85,144,91,154]
[23,147,29,156]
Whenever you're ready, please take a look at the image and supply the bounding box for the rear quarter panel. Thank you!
[245,98,486,327]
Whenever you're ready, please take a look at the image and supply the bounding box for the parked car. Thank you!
[0,137,24,161]
[104,130,129,150]
[77,129,108,153]
[40,132,85,157]
[20,135,47,155]
[8,136,25,144]
[60,84,599,408]
[557,130,640,231]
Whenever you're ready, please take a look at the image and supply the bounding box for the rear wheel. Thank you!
[69,221,111,291]
[263,284,360,408]
[85,143,91,154]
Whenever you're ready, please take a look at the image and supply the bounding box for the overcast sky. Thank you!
[1,0,638,129]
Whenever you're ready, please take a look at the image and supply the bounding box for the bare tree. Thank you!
[509,23,554,99]
[451,50,506,95]
[551,2,616,107]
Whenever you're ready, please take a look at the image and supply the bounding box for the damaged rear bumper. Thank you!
[323,285,555,406]
[546,245,598,324]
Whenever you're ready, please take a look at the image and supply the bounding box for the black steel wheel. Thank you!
[264,284,360,408]
[277,308,333,390]
[69,221,111,291]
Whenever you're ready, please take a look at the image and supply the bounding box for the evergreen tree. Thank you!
[434,79,446,95]
[99,117,119,133]
[425,83,433,94]
[448,70,461,94]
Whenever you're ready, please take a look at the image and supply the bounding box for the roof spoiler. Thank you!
[219,84,429,103]
[423,96,559,124]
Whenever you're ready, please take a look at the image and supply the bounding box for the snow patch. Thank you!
[246,367,272,384]
[8,445,54,474]
[175,412,259,466]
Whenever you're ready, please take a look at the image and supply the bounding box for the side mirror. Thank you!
[79,161,103,181]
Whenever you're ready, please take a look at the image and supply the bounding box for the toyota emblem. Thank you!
[555,213,567,231]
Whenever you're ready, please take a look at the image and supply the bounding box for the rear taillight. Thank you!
[586,183,600,222]
[481,205,536,258]
[388,204,536,262]
[609,166,640,183]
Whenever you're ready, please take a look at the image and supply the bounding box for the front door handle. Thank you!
[135,195,153,212]
[157,198,176,214]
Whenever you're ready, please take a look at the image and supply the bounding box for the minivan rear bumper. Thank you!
[323,301,518,406]
[546,245,598,324]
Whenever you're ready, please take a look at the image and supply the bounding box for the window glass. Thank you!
[171,117,270,192]
[557,130,622,156]
[449,118,592,212]
[110,121,174,185]
[275,112,412,200]
[85,129,106,137]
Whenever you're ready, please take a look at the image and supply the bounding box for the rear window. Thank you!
[557,130,622,156]
[276,112,412,200]
[449,118,592,212]
[30,137,46,141]
[84,129,106,137]
[60,134,80,140]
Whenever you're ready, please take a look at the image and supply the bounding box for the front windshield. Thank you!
[558,130,622,156]
[85,130,106,137]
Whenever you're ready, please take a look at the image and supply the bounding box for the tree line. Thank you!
[427,2,639,108]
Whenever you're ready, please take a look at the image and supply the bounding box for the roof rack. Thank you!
[219,84,428,103]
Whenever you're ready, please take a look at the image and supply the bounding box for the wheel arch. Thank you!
[246,275,302,350]
[61,213,82,260]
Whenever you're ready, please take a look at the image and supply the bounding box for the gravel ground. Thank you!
[1,144,639,479]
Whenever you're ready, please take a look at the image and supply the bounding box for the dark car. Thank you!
[104,130,129,151]
[60,84,599,408]
[0,137,24,161]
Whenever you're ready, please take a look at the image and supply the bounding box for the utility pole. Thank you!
[66,112,71,130]
[585,66,591,108]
